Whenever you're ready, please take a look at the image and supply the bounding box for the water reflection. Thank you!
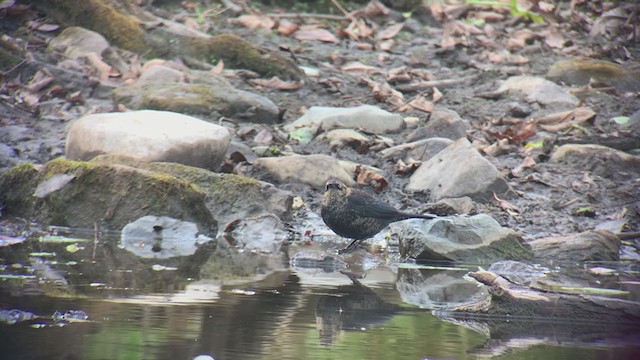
[0,227,639,359]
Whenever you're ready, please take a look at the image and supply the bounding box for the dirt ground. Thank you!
[1,0,639,246]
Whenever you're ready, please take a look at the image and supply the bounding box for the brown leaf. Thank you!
[493,192,521,214]
[277,19,299,36]
[376,23,404,40]
[405,95,434,113]
[249,76,304,90]
[212,59,224,74]
[294,26,339,43]
[394,159,421,175]
[34,23,60,32]
[344,18,376,41]
[355,165,388,192]
[511,155,536,177]
[378,39,395,51]
[543,29,566,49]
[342,61,382,74]
[535,107,595,132]
[486,120,537,143]
[234,15,275,30]
[432,87,443,103]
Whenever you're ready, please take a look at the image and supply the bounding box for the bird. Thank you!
[321,178,436,254]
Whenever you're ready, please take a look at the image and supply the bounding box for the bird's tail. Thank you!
[403,212,437,220]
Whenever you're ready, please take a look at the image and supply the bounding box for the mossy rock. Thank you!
[91,155,293,227]
[0,158,216,233]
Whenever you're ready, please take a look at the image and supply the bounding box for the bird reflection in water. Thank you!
[314,277,401,346]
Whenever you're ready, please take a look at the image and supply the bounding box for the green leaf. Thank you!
[613,116,629,125]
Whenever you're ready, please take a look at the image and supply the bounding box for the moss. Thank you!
[0,162,40,218]
[28,0,149,53]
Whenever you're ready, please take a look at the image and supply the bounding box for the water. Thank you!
[0,228,639,359]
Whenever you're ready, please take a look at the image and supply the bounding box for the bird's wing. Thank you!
[347,193,402,219]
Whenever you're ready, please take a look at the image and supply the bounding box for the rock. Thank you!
[425,197,477,216]
[224,214,287,253]
[137,64,187,85]
[47,26,110,59]
[498,76,579,106]
[549,144,640,179]
[407,108,470,141]
[406,138,512,202]
[529,230,620,261]
[120,216,214,259]
[113,79,280,124]
[0,159,216,232]
[91,155,293,230]
[547,59,640,93]
[396,268,486,309]
[315,129,370,151]
[392,214,533,262]
[487,260,547,286]
[65,110,231,171]
[254,154,375,188]
[283,105,404,135]
[380,137,453,162]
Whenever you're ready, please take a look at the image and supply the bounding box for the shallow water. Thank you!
[1,227,639,360]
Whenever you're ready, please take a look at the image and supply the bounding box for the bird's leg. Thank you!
[338,239,363,254]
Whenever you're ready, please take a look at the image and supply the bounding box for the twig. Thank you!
[330,0,350,17]
[266,13,348,21]
[92,222,99,261]
[395,75,478,92]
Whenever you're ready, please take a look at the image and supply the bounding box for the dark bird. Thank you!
[321,179,435,254]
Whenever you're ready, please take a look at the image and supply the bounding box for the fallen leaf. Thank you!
[342,61,382,73]
[355,42,374,50]
[404,95,434,113]
[507,29,537,49]
[432,87,443,102]
[355,165,388,192]
[249,76,304,90]
[394,159,421,175]
[376,23,403,40]
[493,192,521,215]
[543,29,566,49]
[294,26,339,43]
[486,119,537,143]
[535,107,595,132]
[234,14,275,30]
[277,19,299,36]
[212,59,224,74]
[378,39,395,51]
[511,154,536,176]
[344,18,376,41]
[34,23,60,32]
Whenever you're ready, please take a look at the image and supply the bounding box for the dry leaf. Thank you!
[543,29,566,49]
[294,26,339,43]
[277,19,299,36]
[342,61,382,73]
[512,154,536,177]
[507,29,537,49]
[394,159,421,175]
[493,192,521,214]
[376,23,404,40]
[406,96,434,113]
[34,23,60,32]
[379,39,395,51]
[344,18,376,41]
[355,42,374,50]
[234,15,275,30]
[212,59,224,74]
[249,76,304,90]
[355,165,388,192]
[85,52,114,80]
[432,87,443,102]
[535,107,595,132]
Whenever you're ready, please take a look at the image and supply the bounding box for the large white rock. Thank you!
[65,110,231,170]
[406,138,511,201]
[284,105,404,135]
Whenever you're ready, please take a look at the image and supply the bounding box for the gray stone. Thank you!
[380,137,453,162]
[48,26,109,59]
[396,268,486,309]
[406,138,512,202]
[283,105,404,135]
[137,64,186,85]
[120,216,214,259]
[113,78,280,124]
[391,214,532,262]
[91,154,293,231]
[498,76,579,106]
[254,154,375,188]
[66,110,231,170]
[529,230,620,261]
[428,197,477,215]
[224,214,287,253]
[550,143,640,179]
[407,108,470,141]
